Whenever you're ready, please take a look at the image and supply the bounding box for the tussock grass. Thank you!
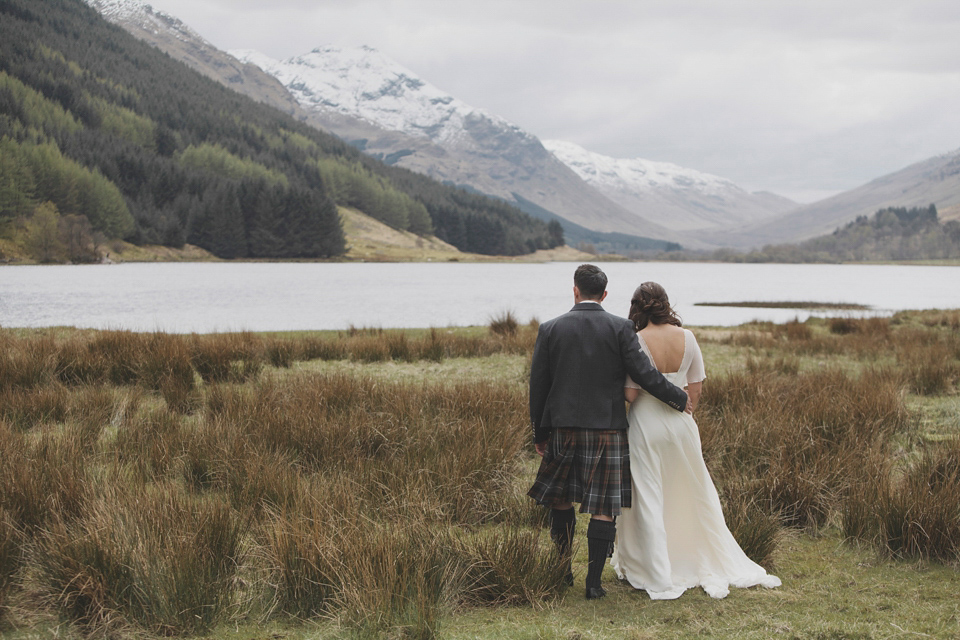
[0,312,958,637]
[34,484,247,636]
[699,365,910,531]
[845,439,960,562]
[0,507,21,622]
[489,310,519,337]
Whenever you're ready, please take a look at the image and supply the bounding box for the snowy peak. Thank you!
[84,0,211,48]
[231,45,529,146]
[544,140,797,231]
[543,139,739,195]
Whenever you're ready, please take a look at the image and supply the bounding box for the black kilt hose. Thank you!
[527,428,631,517]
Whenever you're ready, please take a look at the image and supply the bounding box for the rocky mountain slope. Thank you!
[229,46,678,242]
[544,140,797,231]
[84,0,304,116]
[86,0,960,253]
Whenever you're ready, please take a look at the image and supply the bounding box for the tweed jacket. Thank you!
[529,302,687,444]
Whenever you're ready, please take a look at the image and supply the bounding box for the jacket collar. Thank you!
[572,301,604,311]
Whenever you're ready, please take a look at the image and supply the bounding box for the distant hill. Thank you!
[704,149,960,249]
[0,0,561,261]
[714,205,960,263]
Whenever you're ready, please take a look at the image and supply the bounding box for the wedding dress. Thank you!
[611,329,781,599]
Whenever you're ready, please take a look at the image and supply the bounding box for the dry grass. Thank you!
[0,310,957,637]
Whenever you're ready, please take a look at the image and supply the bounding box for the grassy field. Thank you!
[1,310,959,639]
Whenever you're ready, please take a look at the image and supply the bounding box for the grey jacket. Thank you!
[529,302,687,444]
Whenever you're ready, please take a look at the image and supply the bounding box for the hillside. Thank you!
[713,205,960,263]
[704,149,960,249]
[229,46,678,243]
[0,0,561,262]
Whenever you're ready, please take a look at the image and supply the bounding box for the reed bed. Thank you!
[844,439,960,562]
[0,310,957,637]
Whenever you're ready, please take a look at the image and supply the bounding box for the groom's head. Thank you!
[574,264,608,301]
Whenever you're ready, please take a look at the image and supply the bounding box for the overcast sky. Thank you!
[146,0,960,203]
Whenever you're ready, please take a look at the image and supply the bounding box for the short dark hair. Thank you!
[574,264,607,299]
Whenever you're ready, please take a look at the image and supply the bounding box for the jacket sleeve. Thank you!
[529,324,553,444]
[621,325,688,412]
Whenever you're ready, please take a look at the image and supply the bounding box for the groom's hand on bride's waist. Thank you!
[535,441,547,457]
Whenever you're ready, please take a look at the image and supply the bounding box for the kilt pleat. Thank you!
[527,428,631,517]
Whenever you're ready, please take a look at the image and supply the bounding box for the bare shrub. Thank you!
[779,318,812,341]
[828,317,859,335]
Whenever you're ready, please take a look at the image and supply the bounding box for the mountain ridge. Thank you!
[703,148,960,248]
[229,46,683,243]
[543,140,798,231]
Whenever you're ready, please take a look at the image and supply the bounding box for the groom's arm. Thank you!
[620,324,688,412]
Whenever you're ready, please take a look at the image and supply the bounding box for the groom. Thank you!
[527,264,689,599]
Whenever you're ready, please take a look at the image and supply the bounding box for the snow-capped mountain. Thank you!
[86,0,204,45]
[83,0,304,116]
[544,140,797,231]
[230,45,678,241]
[84,0,800,248]
[232,47,532,150]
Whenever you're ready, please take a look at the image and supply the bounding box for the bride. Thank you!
[611,282,781,600]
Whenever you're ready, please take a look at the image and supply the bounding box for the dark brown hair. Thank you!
[574,264,607,299]
[628,281,682,331]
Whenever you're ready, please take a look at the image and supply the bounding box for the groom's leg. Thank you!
[550,506,576,586]
[585,517,616,599]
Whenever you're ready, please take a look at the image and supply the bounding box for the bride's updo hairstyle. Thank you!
[629,281,682,331]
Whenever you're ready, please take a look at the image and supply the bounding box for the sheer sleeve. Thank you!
[625,374,641,390]
[685,330,706,385]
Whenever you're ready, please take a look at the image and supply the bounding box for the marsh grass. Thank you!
[0,508,21,622]
[699,365,911,531]
[1,313,959,637]
[489,311,519,337]
[845,439,960,562]
[35,484,247,636]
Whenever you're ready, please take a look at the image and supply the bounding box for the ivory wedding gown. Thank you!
[611,329,781,599]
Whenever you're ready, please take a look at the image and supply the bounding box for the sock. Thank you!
[585,519,616,590]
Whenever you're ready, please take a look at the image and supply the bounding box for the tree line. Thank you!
[0,0,562,261]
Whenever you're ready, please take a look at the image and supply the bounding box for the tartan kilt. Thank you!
[527,428,631,517]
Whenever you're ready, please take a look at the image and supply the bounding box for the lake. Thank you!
[1,261,958,333]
